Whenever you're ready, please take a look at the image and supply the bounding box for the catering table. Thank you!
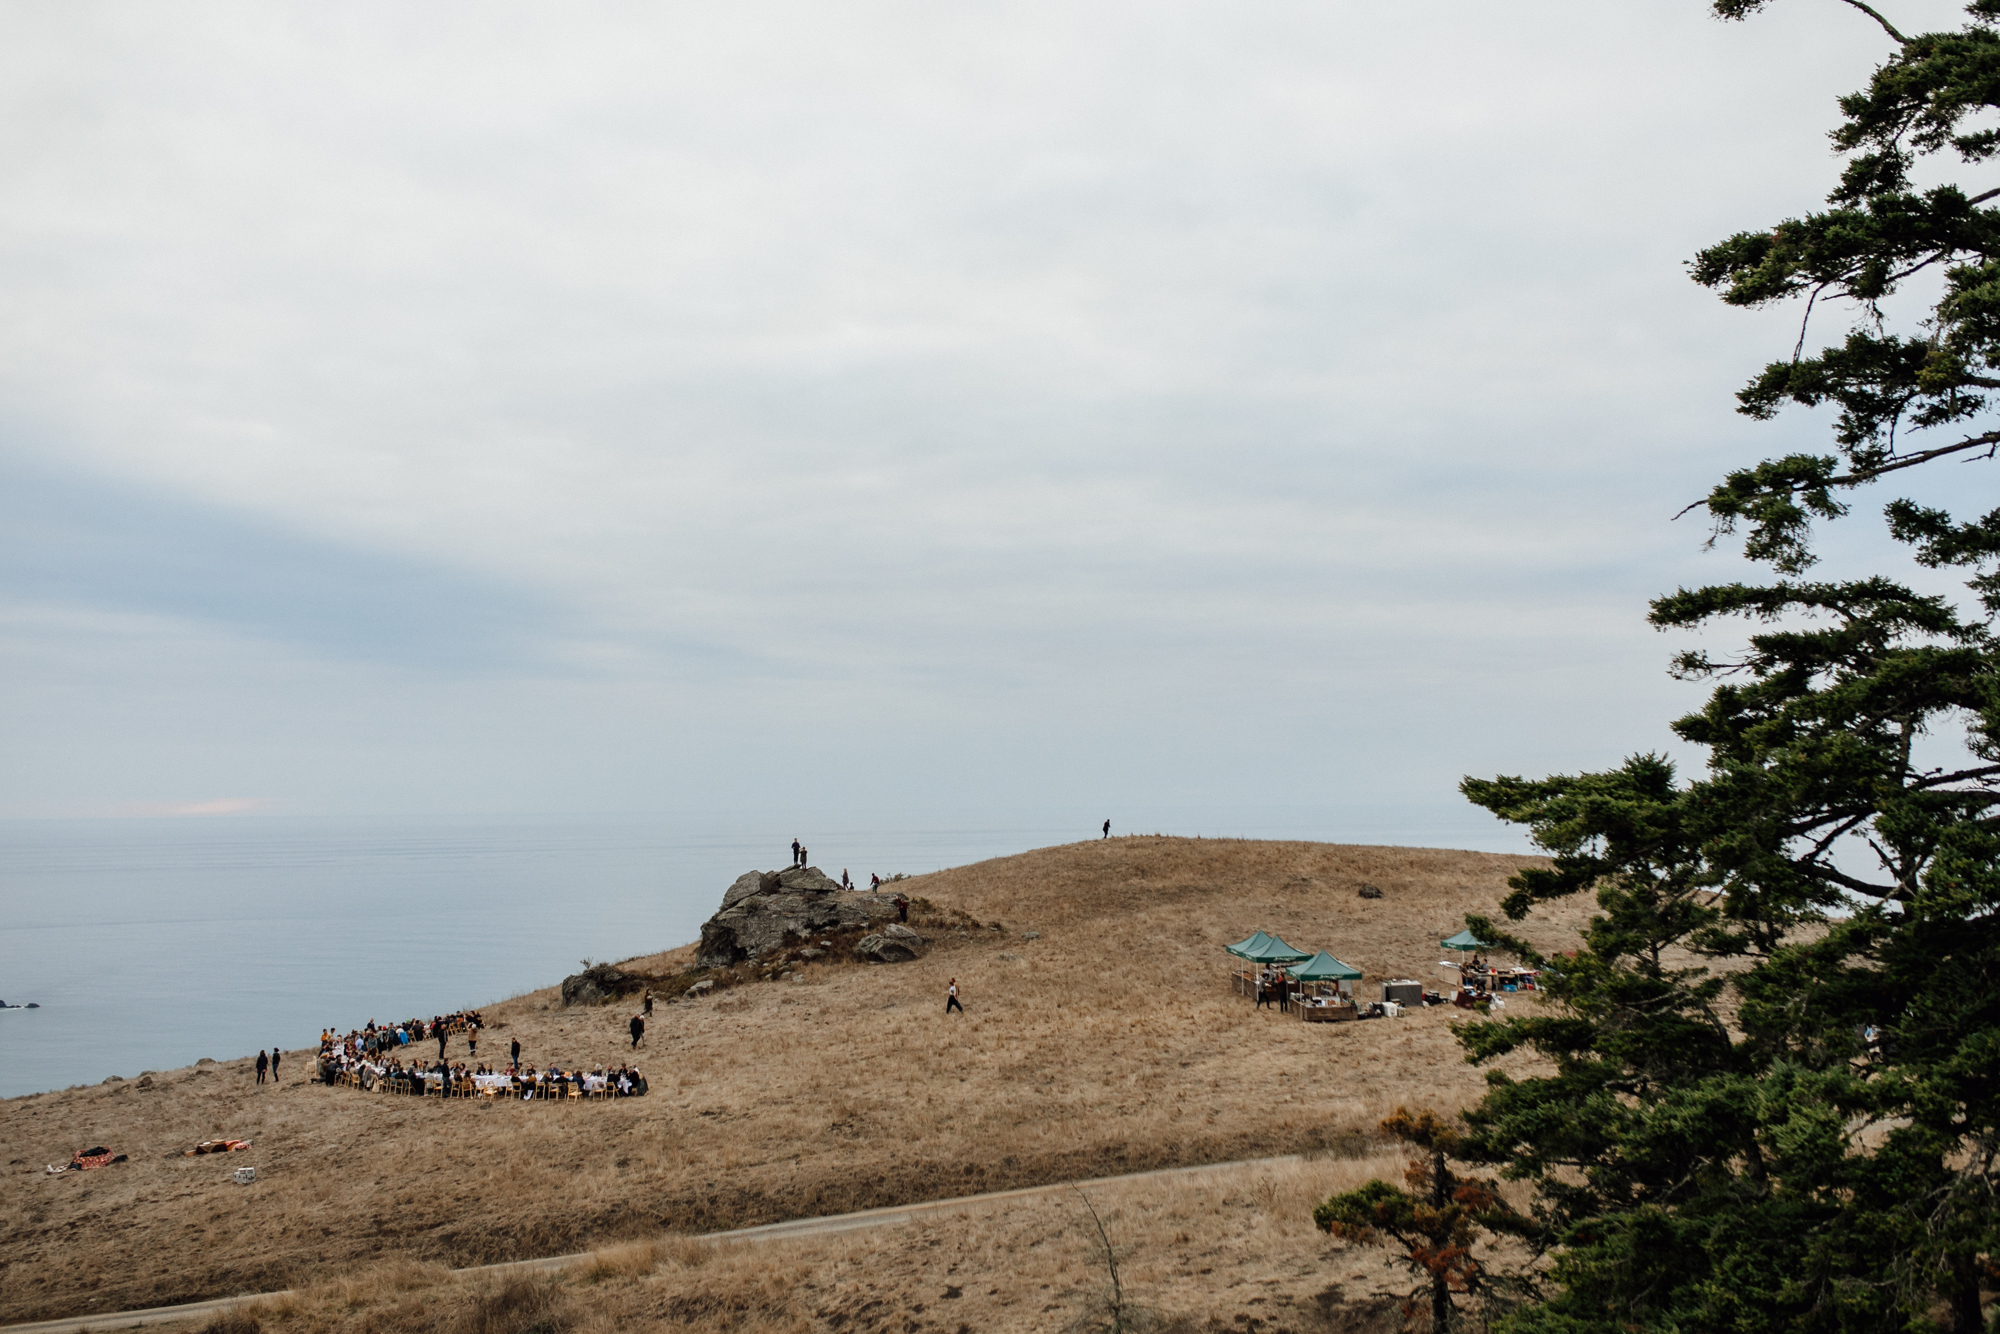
[1298,998,1357,1023]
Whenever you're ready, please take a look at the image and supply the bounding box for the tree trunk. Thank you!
[1947,1251,1982,1334]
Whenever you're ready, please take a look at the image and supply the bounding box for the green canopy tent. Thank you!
[1287,950,1362,983]
[1226,931,1276,960]
[1226,932,1311,1001]
[1239,935,1311,965]
[1286,949,1363,1007]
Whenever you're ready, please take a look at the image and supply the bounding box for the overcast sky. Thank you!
[0,0,1971,839]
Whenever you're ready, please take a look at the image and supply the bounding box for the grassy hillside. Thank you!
[0,837,1579,1324]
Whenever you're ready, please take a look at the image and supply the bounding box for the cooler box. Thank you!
[1382,979,1424,1006]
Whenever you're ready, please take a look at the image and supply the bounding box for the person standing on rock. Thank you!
[895,894,909,923]
[841,869,852,890]
[629,1013,645,1049]
[1102,819,1110,839]
[799,846,809,869]
[255,1050,269,1084]
[945,978,963,1015]
[791,837,802,867]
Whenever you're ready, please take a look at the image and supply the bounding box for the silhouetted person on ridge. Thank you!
[791,837,802,868]
[255,1050,268,1084]
[1103,819,1110,839]
[270,1047,281,1081]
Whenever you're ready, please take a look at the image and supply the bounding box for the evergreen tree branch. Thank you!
[1835,0,1909,44]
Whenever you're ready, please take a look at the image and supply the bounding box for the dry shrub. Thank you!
[446,1274,570,1334]
[198,1313,262,1334]
[654,1236,716,1270]
[650,1264,812,1333]
[313,1256,454,1312]
[580,1241,658,1282]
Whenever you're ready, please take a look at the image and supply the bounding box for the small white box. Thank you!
[232,1166,256,1185]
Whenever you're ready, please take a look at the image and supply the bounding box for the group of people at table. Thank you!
[1452,953,1539,1002]
[317,1014,648,1100]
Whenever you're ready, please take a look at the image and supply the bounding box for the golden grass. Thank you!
[0,837,1579,1324]
[169,1153,1431,1334]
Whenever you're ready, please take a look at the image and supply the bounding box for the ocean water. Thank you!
[0,809,1524,1097]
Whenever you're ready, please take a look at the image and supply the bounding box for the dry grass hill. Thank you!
[0,836,1585,1331]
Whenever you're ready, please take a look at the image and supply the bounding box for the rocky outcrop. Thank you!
[855,923,927,964]
[696,866,901,968]
[560,963,640,1008]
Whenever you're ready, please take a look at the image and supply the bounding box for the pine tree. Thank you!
[1454,4,2000,1330]
[1314,1108,1531,1332]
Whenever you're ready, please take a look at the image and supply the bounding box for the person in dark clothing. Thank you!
[945,978,963,1015]
[270,1047,281,1081]
[1102,819,1110,839]
[255,1050,269,1084]
[791,837,801,867]
[643,990,654,1015]
[799,846,808,868]
[895,895,909,923]
[438,1029,447,1060]
[629,1014,644,1049]
[510,1037,521,1069]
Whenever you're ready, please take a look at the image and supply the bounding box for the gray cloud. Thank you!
[0,0,1963,827]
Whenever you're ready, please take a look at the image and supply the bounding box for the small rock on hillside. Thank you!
[696,866,900,967]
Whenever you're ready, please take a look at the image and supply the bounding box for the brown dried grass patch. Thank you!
[2,837,1578,1324]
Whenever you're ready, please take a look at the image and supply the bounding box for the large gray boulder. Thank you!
[855,933,921,963]
[560,963,639,1007]
[696,867,900,967]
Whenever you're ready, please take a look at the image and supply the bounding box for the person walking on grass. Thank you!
[1102,819,1110,839]
[510,1037,522,1070]
[270,1047,281,1082]
[945,978,963,1015]
[644,990,655,1016]
[468,1030,477,1060]
[895,894,909,923]
[629,1013,645,1049]
[255,1050,268,1084]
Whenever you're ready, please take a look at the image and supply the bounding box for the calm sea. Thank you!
[0,810,1523,1097]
